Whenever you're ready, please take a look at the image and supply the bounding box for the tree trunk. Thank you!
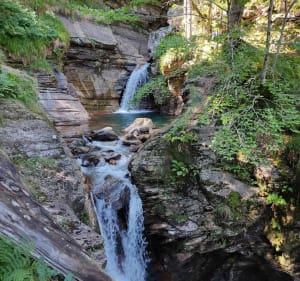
[261,0,274,84]
[228,0,245,31]
[184,0,193,39]
[271,0,297,72]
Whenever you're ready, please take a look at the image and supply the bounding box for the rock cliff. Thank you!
[60,17,150,113]
[129,78,296,280]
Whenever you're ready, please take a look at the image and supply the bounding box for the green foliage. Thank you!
[196,42,300,166]
[71,5,139,24]
[286,134,300,169]
[171,159,189,177]
[13,156,56,170]
[0,69,42,113]
[164,115,198,144]
[132,75,171,106]
[130,0,161,6]
[227,191,242,210]
[153,33,192,60]
[266,192,287,206]
[215,204,233,224]
[0,234,73,281]
[0,0,69,64]
[223,163,254,184]
[153,33,194,74]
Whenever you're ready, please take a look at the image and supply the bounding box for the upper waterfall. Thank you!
[117,63,150,113]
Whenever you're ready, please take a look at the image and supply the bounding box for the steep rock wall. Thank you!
[129,77,296,280]
[60,17,149,113]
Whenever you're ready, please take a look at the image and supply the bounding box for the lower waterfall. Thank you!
[83,141,148,281]
[95,183,147,281]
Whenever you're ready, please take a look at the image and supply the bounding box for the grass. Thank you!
[0,0,69,65]
[0,66,43,114]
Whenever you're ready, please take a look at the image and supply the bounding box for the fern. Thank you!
[0,234,73,281]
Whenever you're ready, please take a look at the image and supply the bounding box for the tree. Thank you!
[184,0,193,39]
[261,0,274,84]
[271,0,297,72]
[227,0,246,31]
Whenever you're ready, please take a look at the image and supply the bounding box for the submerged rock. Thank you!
[81,154,101,167]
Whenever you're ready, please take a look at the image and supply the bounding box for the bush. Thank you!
[0,69,41,113]
[0,0,69,64]
[132,75,171,106]
[0,234,68,281]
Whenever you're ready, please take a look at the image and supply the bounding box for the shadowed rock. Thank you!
[0,151,113,281]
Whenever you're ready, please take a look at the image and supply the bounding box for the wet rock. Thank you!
[81,155,101,167]
[122,139,142,146]
[129,145,140,153]
[103,151,122,163]
[95,176,130,211]
[71,145,90,155]
[0,141,111,281]
[124,118,155,135]
[86,127,119,142]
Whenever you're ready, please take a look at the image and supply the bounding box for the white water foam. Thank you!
[116,63,150,113]
[82,140,148,281]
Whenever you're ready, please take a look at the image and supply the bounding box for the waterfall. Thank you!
[95,183,148,281]
[117,63,150,113]
[82,141,148,281]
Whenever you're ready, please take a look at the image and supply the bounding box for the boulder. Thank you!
[95,176,130,211]
[81,155,101,167]
[103,151,122,163]
[124,118,155,135]
[86,127,119,142]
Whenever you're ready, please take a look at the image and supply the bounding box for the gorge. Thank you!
[0,1,300,281]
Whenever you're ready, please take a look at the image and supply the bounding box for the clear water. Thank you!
[88,112,173,134]
[79,64,173,281]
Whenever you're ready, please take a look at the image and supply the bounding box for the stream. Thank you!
[78,64,167,281]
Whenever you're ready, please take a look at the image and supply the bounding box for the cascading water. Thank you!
[117,63,150,113]
[81,141,148,281]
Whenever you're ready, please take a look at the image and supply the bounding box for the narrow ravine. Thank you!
[78,64,154,281]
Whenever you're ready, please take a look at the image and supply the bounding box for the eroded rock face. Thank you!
[0,99,103,260]
[129,125,293,280]
[60,17,149,113]
[0,151,112,281]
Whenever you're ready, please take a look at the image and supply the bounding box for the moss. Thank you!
[170,213,188,224]
[227,191,242,210]
[215,204,233,224]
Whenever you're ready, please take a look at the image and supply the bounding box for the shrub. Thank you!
[132,75,171,106]
[0,0,69,64]
[0,234,73,281]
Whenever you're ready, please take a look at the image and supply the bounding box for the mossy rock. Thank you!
[227,191,242,210]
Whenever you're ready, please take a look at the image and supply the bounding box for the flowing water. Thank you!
[117,63,150,113]
[85,140,148,281]
[81,64,161,281]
